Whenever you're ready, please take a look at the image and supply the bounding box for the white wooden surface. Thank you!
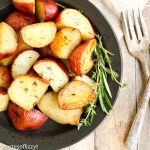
[0,0,149,150]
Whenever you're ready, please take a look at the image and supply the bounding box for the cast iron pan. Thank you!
[0,0,122,149]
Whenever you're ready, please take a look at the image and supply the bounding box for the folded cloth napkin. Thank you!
[101,0,148,18]
[89,0,148,39]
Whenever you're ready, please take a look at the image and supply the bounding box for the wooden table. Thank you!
[0,0,149,150]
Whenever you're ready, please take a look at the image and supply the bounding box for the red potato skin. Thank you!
[0,50,17,59]
[13,2,35,15]
[55,11,66,29]
[0,66,11,89]
[27,68,39,76]
[55,11,61,22]
[0,88,7,95]
[34,58,69,79]
[8,102,48,131]
[37,0,59,21]
[6,11,37,31]
[38,45,53,57]
[69,39,96,75]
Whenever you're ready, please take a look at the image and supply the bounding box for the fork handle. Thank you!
[138,54,150,82]
[126,77,150,150]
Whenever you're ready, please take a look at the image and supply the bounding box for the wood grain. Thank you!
[137,3,150,150]
[70,132,95,150]
[126,78,150,150]
[0,143,16,150]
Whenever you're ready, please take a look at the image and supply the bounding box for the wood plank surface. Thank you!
[70,133,95,150]
[137,3,150,150]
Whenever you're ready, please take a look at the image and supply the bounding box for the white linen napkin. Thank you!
[89,0,148,39]
[101,0,148,18]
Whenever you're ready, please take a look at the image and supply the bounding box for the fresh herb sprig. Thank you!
[78,35,126,130]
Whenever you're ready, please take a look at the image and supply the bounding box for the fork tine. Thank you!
[127,11,137,40]
[138,8,149,39]
[121,12,130,40]
[133,10,142,40]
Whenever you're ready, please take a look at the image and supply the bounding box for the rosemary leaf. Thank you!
[77,35,125,130]
[102,71,112,98]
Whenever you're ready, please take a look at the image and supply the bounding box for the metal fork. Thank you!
[121,10,150,150]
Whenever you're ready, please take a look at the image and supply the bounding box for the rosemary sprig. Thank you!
[77,35,126,130]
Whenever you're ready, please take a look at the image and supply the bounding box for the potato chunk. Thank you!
[33,59,69,92]
[51,28,81,59]
[0,22,18,59]
[56,9,95,41]
[0,88,9,112]
[11,50,40,79]
[21,22,57,48]
[58,80,96,110]
[38,92,82,125]
[8,75,49,110]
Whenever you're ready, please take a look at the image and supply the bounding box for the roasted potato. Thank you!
[61,59,75,77]
[21,22,57,48]
[69,39,96,75]
[8,75,49,110]
[36,0,59,22]
[33,58,69,92]
[12,0,35,15]
[73,75,96,91]
[17,30,33,52]
[38,92,82,125]
[11,50,40,79]
[58,80,96,110]
[0,22,18,59]
[0,56,14,67]
[0,66,11,89]
[0,30,32,67]
[51,28,81,59]
[56,9,95,41]
[0,88,9,112]
[8,102,48,131]
[5,11,37,31]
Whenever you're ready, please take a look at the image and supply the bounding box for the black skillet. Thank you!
[0,0,122,149]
